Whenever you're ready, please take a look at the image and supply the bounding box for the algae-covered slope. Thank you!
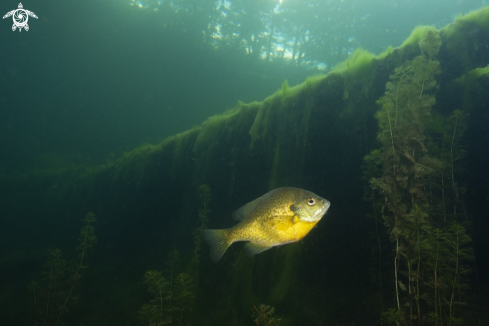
[1,7,489,326]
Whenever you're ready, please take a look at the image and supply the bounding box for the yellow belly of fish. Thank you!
[231,215,319,247]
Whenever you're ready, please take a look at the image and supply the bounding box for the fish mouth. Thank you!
[302,199,330,222]
[319,199,331,217]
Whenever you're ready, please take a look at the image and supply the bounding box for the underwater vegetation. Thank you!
[139,184,211,325]
[28,212,97,326]
[252,304,281,326]
[139,251,195,326]
[139,270,173,326]
[364,28,475,325]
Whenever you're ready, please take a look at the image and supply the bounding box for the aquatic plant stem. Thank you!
[449,225,460,321]
[149,272,165,324]
[450,114,459,217]
[371,189,383,311]
[387,110,396,162]
[407,261,413,323]
[55,216,92,325]
[178,274,186,326]
[441,172,446,222]
[395,72,408,126]
[41,259,56,326]
[194,197,207,256]
[420,59,431,99]
[395,237,400,313]
[168,254,176,310]
[416,227,421,323]
[417,254,423,322]
[434,230,440,326]
[194,184,211,258]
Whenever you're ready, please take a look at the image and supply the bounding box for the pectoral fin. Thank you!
[243,242,273,257]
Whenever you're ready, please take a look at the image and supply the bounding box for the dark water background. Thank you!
[1,1,489,325]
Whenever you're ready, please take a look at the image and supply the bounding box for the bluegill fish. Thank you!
[202,187,330,262]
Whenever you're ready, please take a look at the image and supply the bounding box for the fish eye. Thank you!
[307,197,316,206]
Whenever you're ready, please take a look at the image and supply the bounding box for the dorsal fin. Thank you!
[231,193,269,221]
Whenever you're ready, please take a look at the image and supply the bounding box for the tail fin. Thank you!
[202,229,230,263]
